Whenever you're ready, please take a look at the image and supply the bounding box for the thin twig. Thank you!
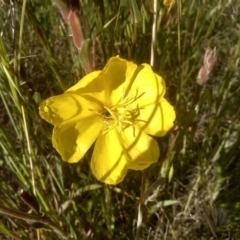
[135,170,146,240]
[150,0,157,66]
[0,206,70,240]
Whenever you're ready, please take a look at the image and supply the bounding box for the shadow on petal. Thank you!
[120,126,159,170]
[52,116,103,163]
[91,130,129,185]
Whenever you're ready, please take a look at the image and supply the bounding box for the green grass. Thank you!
[1,0,240,239]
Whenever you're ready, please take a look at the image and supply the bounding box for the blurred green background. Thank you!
[0,0,240,239]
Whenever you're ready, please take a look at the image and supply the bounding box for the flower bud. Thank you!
[197,47,217,85]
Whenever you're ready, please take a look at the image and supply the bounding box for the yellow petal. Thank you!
[101,56,138,106]
[121,126,159,170]
[91,129,129,185]
[101,58,165,107]
[66,71,106,104]
[125,65,166,107]
[91,126,159,184]
[39,93,102,126]
[68,56,138,106]
[66,71,101,92]
[52,117,103,163]
[135,98,176,136]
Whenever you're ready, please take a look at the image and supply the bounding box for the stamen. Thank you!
[97,89,145,134]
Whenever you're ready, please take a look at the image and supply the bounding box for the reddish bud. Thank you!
[69,10,83,49]
[197,66,208,85]
[197,47,217,85]
[204,47,217,73]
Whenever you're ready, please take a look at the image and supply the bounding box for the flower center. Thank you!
[99,91,144,134]
[101,106,131,133]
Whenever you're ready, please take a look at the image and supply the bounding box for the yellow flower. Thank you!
[163,0,173,8]
[39,56,175,185]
